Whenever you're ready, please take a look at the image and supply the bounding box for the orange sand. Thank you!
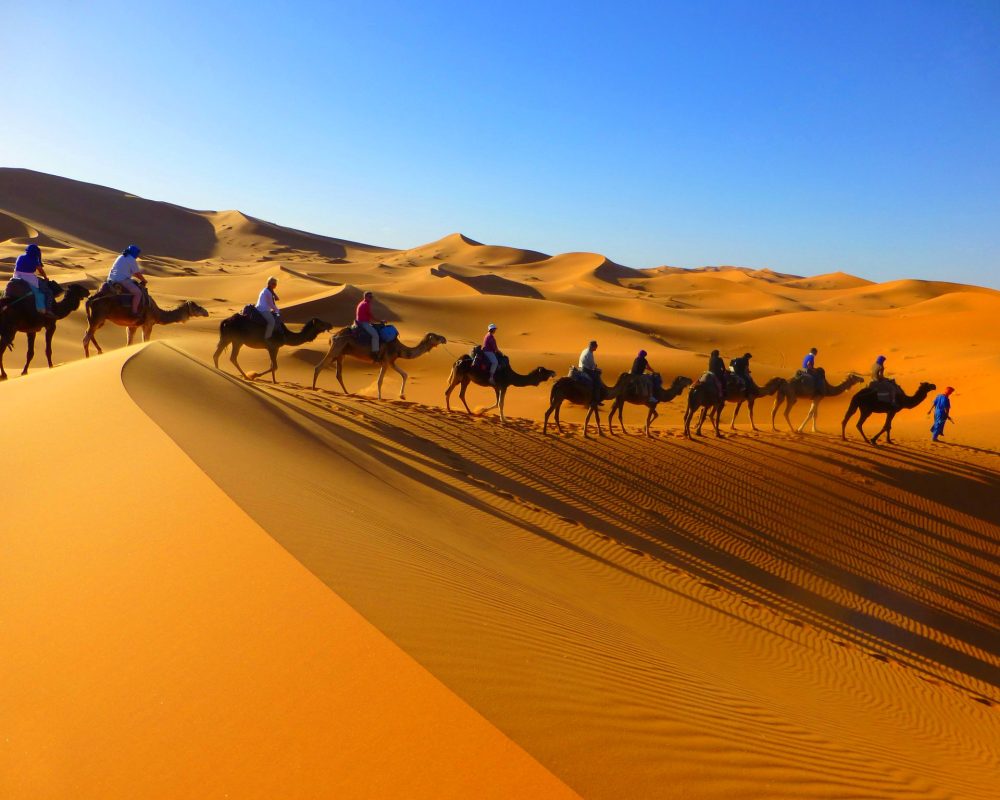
[2,168,999,798]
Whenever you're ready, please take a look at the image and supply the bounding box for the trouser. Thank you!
[120,279,143,314]
[485,351,498,380]
[13,272,46,312]
[263,313,276,339]
[931,414,948,438]
[358,321,379,353]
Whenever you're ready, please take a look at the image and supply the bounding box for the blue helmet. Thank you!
[638,349,647,357]
[124,244,141,258]
[876,354,886,364]
[24,244,42,266]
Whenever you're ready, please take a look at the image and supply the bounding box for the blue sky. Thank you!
[3,0,999,286]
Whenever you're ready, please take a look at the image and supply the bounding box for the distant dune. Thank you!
[2,169,998,799]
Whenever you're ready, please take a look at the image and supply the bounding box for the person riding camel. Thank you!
[708,349,726,395]
[107,244,146,317]
[11,244,54,319]
[482,323,501,385]
[631,349,661,405]
[631,349,653,375]
[579,340,602,406]
[802,346,826,393]
[730,352,754,392]
[255,276,282,340]
[355,290,381,356]
[870,354,901,408]
[928,386,955,442]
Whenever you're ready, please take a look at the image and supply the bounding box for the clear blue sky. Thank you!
[4,0,999,286]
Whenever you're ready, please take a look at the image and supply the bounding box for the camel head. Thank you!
[424,333,447,348]
[918,382,937,394]
[305,317,335,334]
[672,375,694,392]
[847,373,865,387]
[531,366,557,383]
[186,301,211,318]
[65,284,92,301]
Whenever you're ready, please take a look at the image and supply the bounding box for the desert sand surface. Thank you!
[2,168,999,798]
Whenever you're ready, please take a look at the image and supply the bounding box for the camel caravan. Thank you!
[1,243,951,445]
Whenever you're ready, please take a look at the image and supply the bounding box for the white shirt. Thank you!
[256,287,279,315]
[108,254,141,283]
[579,347,596,370]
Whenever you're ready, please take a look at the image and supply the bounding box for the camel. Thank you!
[607,374,693,437]
[683,374,726,438]
[728,376,787,431]
[444,352,555,424]
[82,288,209,356]
[0,280,91,380]
[841,381,936,444]
[770,368,865,432]
[212,313,334,383]
[312,327,447,399]
[542,372,626,437]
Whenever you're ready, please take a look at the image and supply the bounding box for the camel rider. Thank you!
[11,244,54,318]
[730,352,754,392]
[579,340,602,406]
[928,386,955,442]
[482,323,501,385]
[255,277,282,339]
[870,354,901,408]
[709,349,726,395]
[631,349,653,375]
[355,290,381,356]
[108,244,146,317]
[803,347,825,392]
[871,354,887,383]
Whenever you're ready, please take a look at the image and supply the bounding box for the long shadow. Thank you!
[306,387,1000,692]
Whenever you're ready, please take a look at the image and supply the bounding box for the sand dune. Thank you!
[2,169,999,797]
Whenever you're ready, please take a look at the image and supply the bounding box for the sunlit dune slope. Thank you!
[0,347,577,800]
[116,342,1000,800]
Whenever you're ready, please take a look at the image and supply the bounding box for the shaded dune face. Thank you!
[2,168,1000,797]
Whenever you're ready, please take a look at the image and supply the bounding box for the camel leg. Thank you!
[312,345,339,390]
[126,326,137,346]
[872,411,896,444]
[607,400,619,435]
[391,361,408,399]
[268,346,279,383]
[645,405,657,437]
[855,409,872,443]
[730,400,742,429]
[0,330,12,380]
[796,401,815,433]
[375,363,387,400]
[784,397,796,431]
[770,396,782,431]
[696,406,708,436]
[212,337,229,369]
[747,398,758,432]
[83,318,105,357]
[229,343,250,380]
[498,387,507,424]
[335,357,349,395]
[44,324,55,369]
[712,404,725,438]
[458,380,475,414]
[142,323,153,343]
[21,331,35,375]
[479,385,501,415]
[543,403,554,434]
[811,403,820,433]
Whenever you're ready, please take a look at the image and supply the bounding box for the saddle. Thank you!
[350,322,398,345]
[0,277,59,312]
[871,378,900,404]
[95,281,150,314]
